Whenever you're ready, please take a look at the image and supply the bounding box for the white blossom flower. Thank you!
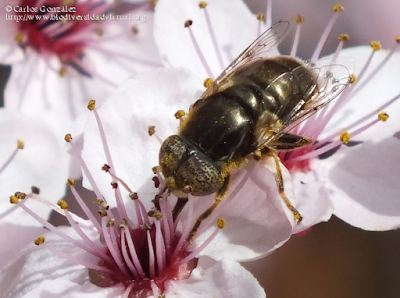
[0,92,267,297]
[0,0,161,138]
[153,0,400,232]
[0,109,69,268]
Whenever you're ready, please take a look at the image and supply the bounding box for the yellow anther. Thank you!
[152,166,161,174]
[338,34,350,42]
[107,218,115,227]
[10,195,19,204]
[15,192,26,200]
[199,1,207,8]
[174,110,186,119]
[64,133,72,142]
[184,19,193,28]
[296,14,305,23]
[132,25,139,35]
[148,208,163,220]
[370,41,381,51]
[148,125,156,136]
[31,186,40,195]
[14,31,25,44]
[17,140,24,149]
[340,130,351,144]
[332,4,344,12]
[349,74,356,84]
[99,209,107,217]
[395,35,400,43]
[58,67,67,77]
[253,150,262,161]
[57,199,68,210]
[34,236,45,246]
[204,77,213,88]
[87,99,96,111]
[67,178,76,187]
[217,217,226,229]
[378,112,389,122]
[95,28,104,37]
[257,13,265,21]
[95,198,104,205]
[149,0,158,10]
[129,192,139,200]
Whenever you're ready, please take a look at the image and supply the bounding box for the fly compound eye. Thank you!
[183,185,193,194]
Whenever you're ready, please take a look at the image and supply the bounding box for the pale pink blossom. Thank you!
[0,0,161,138]
[0,109,69,267]
[153,0,400,232]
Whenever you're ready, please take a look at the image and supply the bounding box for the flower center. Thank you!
[15,0,109,64]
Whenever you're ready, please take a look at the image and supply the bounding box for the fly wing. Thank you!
[200,20,293,99]
[255,63,350,149]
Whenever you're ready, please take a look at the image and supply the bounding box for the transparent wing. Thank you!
[200,20,293,99]
[256,63,350,148]
[284,64,350,131]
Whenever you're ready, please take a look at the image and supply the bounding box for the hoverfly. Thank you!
[158,20,350,241]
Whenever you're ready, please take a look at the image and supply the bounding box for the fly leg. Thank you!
[187,175,230,243]
[270,150,303,224]
[172,197,188,220]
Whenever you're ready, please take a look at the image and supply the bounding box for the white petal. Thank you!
[291,172,333,234]
[0,227,100,298]
[0,0,25,64]
[0,110,69,226]
[193,159,294,261]
[0,224,46,269]
[165,258,265,298]
[322,46,400,141]
[18,280,123,298]
[154,0,262,78]
[82,68,203,208]
[314,137,400,230]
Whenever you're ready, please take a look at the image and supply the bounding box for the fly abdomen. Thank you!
[180,93,255,162]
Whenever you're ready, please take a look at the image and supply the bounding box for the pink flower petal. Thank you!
[165,258,266,297]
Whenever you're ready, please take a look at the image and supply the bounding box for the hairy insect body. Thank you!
[160,56,317,198]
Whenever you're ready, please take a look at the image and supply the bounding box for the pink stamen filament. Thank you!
[187,26,214,79]
[351,43,399,99]
[63,208,112,262]
[101,217,129,277]
[147,230,156,278]
[313,93,400,148]
[45,245,113,274]
[265,0,272,28]
[18,200,103,259]
[290,21,302,57]
[202,6,225,71]
[196,166,254,238]
[120,228,141,279]
[288,117,381,163]
[155,220,166,273]
[27,193,92,229]
[171,200,193,260]
[310,10,341,62]
[68,139,104,201]
[0,147,18,175]
[122,283,135,298]
[160,198,171,256]
[175,226,220,268]
[124,227,146,278]
[70,185,103,234]
[93,109,128,220]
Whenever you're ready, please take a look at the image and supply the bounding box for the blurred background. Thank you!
[244,1,400,297]
[1,0,399,297]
